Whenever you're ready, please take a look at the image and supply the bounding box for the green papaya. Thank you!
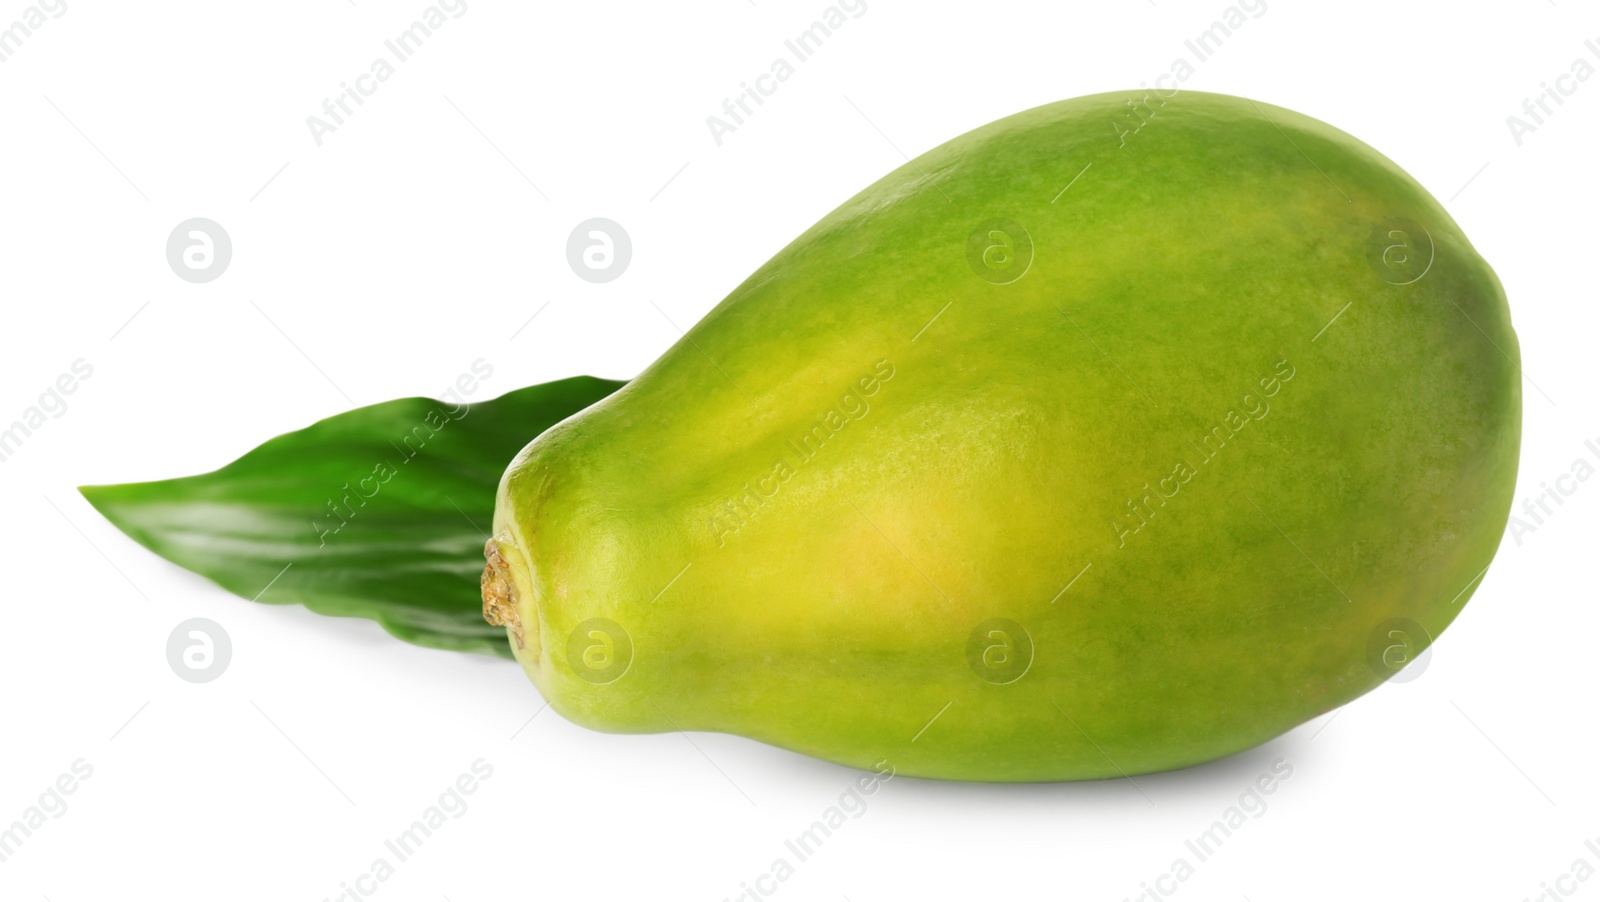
[483,90,1520,781]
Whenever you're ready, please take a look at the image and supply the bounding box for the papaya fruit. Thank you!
[483,90,1520,781]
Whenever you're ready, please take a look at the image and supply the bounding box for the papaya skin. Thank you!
[486,90,1519,782]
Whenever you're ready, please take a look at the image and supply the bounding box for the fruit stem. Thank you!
[481,537,526,650]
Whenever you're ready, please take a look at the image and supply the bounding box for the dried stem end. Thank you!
[482,538,525,650]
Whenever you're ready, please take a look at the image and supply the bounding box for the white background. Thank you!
[2,1,1596,900]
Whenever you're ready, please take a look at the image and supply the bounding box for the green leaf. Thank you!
[80,376,625,659]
